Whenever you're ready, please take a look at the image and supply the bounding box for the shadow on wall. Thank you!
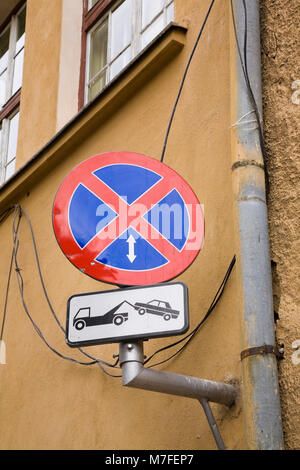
[271,260,281,322]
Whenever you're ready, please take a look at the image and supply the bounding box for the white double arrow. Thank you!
[126,234,136,263]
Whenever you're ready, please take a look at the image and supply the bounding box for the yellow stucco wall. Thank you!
[16,0,63,168]
[0,0,247,450]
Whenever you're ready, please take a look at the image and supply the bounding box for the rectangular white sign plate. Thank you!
[66,282,189,347]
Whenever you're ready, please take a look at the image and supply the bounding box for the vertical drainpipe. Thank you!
[230,0,284,449]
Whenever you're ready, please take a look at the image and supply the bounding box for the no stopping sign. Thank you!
[52,152,204,286]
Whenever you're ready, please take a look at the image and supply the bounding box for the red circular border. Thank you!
[52,152,204,286]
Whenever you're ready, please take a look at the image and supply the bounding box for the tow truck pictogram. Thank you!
[73,301,132,330]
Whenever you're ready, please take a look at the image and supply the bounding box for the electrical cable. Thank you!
[0,205,16,224]
[154,0,238,366]
[145,256,235,368]
[11,207,92,366]
[2,205,121,377]
[13,231,121,377]
[0,248,14,342]
[230,0,269,191]
[144,255,236,368]
[18,205,119,370]
[0,206,21,342]
[160,0,216,162]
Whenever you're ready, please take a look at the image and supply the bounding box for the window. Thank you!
[81,0,174,105]
[0,108,20,183]
[0,3,26,184]
[0,4,26,110]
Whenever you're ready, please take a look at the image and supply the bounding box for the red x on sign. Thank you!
[52,152,204,286]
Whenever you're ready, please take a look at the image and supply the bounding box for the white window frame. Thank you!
[85,0,174,104]
[0,107,20,184]
[0,2,26,185]
[0,3,26,109]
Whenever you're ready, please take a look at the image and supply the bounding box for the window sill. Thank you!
[0,22,187,205]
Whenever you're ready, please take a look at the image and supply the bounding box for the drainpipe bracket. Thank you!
[240,344,284,361]
[232,160,265,171]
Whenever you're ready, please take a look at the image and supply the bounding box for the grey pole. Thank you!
[199,399,226,450]
[231,0,284,449]
[119,341,237,449]
[119,341,236,406]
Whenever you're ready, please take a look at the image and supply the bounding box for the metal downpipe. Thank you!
[230,0,284,449]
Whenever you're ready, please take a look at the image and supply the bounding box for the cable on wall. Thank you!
[144,255,236,368]
[19,206,120,370]
[0,206,21,342]
[0,205,122,377]
[160,0,216,163]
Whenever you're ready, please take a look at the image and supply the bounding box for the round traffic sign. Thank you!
[52,152,204,286]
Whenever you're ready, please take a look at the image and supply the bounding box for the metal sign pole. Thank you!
[119,341,237,449]
[199,398,227,450]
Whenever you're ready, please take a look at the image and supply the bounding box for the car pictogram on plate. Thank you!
[134,300,180,321]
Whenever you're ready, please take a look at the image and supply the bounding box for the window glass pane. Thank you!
[141,13,165,49]
[0,70,7,108]
[166,2,175,23]
[89,19,108,80]
[89,0,99,10]
[16,6,26,54]
[110,47,131,79]
[12,49,24,95]
[88,70,106,101]
[142,0,164,29]
[7,111,20,163]
[111,0,132,60]
[5,158,16,181]
[0,27,10,74]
